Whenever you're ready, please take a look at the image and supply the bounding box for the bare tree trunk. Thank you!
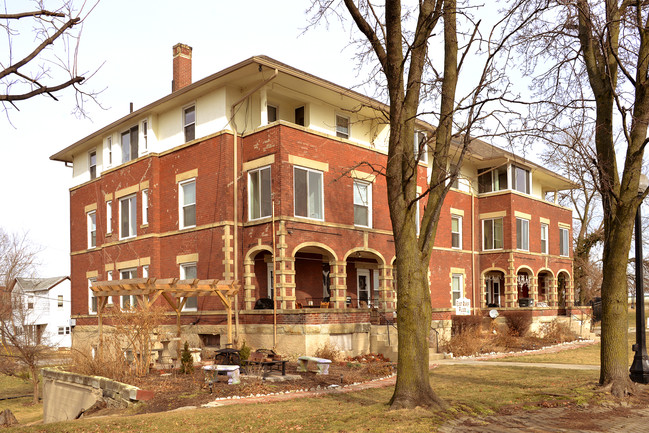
[30,364,39,405]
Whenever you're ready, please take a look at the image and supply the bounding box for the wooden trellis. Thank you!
[90,278,240,344]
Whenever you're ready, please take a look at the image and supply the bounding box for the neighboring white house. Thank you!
[11,277,72,348]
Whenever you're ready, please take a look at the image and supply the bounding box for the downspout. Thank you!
[229,68,279,342]
[471,182,476,314]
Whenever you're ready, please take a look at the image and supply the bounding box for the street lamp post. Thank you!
[630,174,649,384]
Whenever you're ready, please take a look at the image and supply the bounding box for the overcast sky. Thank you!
[1,0,359,277]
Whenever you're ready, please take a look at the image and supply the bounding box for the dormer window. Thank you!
[336,114,349,139]
[512,165,530,194]
[414,131,428,164]
[121,125,139,163]
[478,166,507,193]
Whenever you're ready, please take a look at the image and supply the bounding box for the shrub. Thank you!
[180,341,193,374]
[451,315,482,335]
[239,340,251,361]
[440,327,484,357]
[314,342,341,362]
[503,311,533,337]
[540,319,578,344]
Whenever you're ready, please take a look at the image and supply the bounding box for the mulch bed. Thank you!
[126,357,394,415]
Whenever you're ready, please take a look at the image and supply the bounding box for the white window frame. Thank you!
[179,179,196,229]
[559,227,570,257]
[415,199,421,236]
[183,105,196,143]
[88,278,97,315]
[121,125,139,163]
[267,104,278,123]
[180,262,198,311]
[87,210,97,249]
[58,294,64,308]
[248,166,272,220]
[451,215,462,249]
[478,166,508,193]
[120,268,138,309]
[512,165,530,194]
[142,189,149,225]
[541,223,549,254]
[89,149,97,180]
[119,194,137,240]
[414,131,428,164]
[106,136,113,167]
[353,180,372,228]
[106,271,113,305]
[516,218,530,251]
[483,218,504,251]
[335,114,349,139]
[142,119,148,152]
[293,166,324,221]
[106,200,112,235]
[451,273,463,306]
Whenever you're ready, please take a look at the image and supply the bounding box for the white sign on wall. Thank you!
[455,297,471,315]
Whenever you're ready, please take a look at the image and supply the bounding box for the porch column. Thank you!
[480,274,487,309]
[504,255,517,308]
[566,276,575,307]
[243,257,255,310]
[330,261,347,309]
[378,264,395,311]
[549,277,558,307]
[275,221,295,309]
[529,275,538,305]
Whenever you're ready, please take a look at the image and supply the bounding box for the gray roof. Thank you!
[14,276,69,292]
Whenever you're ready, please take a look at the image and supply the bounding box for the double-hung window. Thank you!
[58,295,63,308]
[512,165,530,194]
[541,223,549,254]
[179,179,196,228]
[106,136,113,166]
[414,131,428,164]
[353,180,372,227]
[483,218,504,250]
[120,268,138,309]
[180,263,198,311]
[516,218,529,251]
[294,167,323,220]
[267,105,278,123]
[248,166,271,220]
[106,201,112,235]
[451,274,463,306]
[559,227,570,256]
[142,189,149,225]
[121,125,139,163]
[87,211,96,248]
[119,194,137,239]
[184,105,195,142]
[478,166,508,193]
[88,278,97,314]
[335,114,349,139]
[142,120,148,152]
[451,215,462,249]
[89,150,97,180]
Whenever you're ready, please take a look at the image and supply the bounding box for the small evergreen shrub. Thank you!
[239,340,251,361]
[180,341,194,374]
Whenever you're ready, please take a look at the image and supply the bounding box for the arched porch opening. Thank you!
[537,270,554,306]
[517,268,533,306]
[558,271,570,308]
[243,246,274,310]
[483,270,505,308]
[293,245,336,308]
[344,250,386,309]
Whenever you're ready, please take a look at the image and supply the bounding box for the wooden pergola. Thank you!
[90,278,240,344]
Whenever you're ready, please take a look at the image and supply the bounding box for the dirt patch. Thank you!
[106,359,395,415]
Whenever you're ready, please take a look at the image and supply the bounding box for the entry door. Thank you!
[357,269,371,307]
[486,277,500,307]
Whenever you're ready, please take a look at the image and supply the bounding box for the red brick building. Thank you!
[50,46,578,356]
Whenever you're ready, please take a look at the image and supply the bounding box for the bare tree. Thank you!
[0,0,100,117]
[308,0,528,409]
[539,126,603,306]
[0,229,43,404]
[510,0,649,396]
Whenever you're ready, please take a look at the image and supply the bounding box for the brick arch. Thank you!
[242,245,275,310]
[515,265,534,275]
[481,268,507,308]
[537,267,555,278]
[536,268,555,305]
[556,269,573,308]
[291,242,338,262]
[343,247,386,265]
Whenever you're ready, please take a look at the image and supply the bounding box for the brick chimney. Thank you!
[172,43,192,92]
